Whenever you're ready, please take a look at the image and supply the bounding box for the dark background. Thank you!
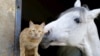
[21,0,100,56]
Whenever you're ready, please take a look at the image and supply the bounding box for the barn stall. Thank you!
[0,0,100,56]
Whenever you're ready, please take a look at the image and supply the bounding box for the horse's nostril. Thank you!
[43,37,48,40]
[45,30,50,35]
[50,40,54,42]
[49,39,57,43]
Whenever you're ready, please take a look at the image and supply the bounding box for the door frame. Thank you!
[14,0,22,56]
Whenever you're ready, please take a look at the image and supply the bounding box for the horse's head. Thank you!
[41,0,100,48]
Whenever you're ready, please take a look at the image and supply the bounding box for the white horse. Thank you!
[41,0,100,56]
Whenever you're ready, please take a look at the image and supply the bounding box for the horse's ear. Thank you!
[74,0,81,7]
[82,4,89,10]
[89,9,100,19]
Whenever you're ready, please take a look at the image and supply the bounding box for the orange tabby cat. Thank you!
[20,21,45,56]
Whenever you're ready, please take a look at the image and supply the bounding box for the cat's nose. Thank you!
[35,34,37,36]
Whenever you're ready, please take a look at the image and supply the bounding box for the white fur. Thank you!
[41,0,100,56]
[74,0,81,7]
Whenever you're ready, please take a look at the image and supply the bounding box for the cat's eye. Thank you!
[74,18,81,23]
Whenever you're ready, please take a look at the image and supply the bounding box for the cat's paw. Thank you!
[35,53,40,56]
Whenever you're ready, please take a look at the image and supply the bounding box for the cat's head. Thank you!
[29,21,45,38]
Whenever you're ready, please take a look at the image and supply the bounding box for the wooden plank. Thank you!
[14,0,22,56]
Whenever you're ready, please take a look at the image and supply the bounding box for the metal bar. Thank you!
[14,0,22,56]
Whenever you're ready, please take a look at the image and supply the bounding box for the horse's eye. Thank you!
[74,18,81,23]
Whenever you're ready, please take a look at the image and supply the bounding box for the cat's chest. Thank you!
[25,38,42,49]
[29,37,42,43]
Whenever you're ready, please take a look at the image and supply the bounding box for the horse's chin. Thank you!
[40,42,67,49]
[50,42,67,46]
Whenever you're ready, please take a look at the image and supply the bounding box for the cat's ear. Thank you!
[29,21,34,27]
[41,22,45,28]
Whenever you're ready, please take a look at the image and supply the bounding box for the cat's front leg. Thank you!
[34,47,40,56]
[20,44,25,56]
